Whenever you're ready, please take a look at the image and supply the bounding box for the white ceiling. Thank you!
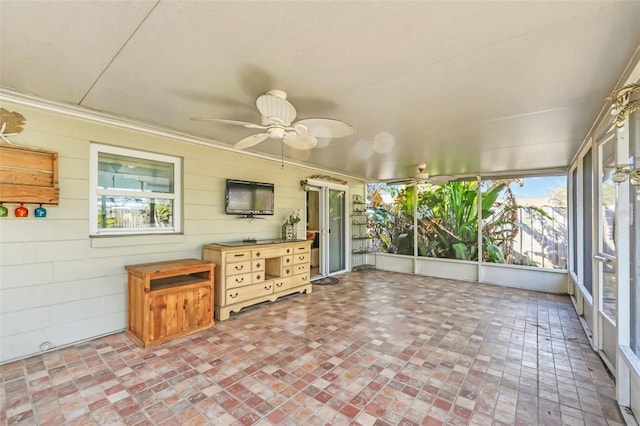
[1,1,639,181]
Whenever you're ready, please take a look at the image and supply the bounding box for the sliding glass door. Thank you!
[305,183,348,278]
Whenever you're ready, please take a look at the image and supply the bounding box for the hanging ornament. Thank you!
[15,203,28,217]
[34,204,47,218]
[0,202,7,217]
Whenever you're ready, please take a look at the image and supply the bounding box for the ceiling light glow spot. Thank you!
[353,138,373,160]
[373,132,395,153]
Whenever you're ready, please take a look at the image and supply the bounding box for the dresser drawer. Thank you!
[252,271,265,283]
[226,272,252,289]
[252,246,292,259]
[281,264,293,277]
[226,251,251,262]
[225,260,251,276]
[274,274,310,293]
[293,253,309,264]
[252,259,265,271]
[292,243,310,254]
[226,282,274,304]
[293,263,310,275]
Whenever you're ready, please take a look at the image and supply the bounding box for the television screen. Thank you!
[225,179,274,216]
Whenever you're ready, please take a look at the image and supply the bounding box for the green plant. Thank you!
[367,180,531,263]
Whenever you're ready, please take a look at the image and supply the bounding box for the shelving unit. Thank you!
[351,195,375,271]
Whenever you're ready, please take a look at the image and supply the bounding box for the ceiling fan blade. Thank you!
[283,132,318,150]
[256,93,296,125]
[295,118,355,138]
[190,117,266,130]
[234,133,270,150]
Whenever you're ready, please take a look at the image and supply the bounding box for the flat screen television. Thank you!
[225,179,275,216]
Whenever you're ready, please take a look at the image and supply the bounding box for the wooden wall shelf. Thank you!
[0,144,59,205]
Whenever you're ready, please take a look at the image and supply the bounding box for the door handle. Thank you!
[593,254,612,263]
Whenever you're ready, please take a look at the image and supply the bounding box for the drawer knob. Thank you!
[265,284,272,290]
[256,262,261,268]
[235,277,244,283]
[235,265,244,271]
[229,292,238,299]
[256,251,261,257]
[234,253,244,257]
[286,248,291,253]
[298,256,304,260]
[286,258,291,263]
[256,274,261,280]
[276,282,283,287]
[285,269,290,274]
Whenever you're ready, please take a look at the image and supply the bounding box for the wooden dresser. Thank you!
[125,259,215,347]
[203,240,312,320]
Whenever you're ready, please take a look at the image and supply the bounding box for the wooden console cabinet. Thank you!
[203,240,312,320]
[125,259,215,347]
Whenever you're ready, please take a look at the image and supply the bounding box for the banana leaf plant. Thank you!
[367,179,530,263]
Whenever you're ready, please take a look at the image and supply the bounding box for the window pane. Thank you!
[98,152,174,193]
[600,138,617,323]
[572,169,578,274]
[96,196,174,231]
[416,181,480,260]
[367,183,414,255]
[582,149,593,295]
[479,177,567,268]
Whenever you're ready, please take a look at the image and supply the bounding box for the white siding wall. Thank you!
[0,102,364,363]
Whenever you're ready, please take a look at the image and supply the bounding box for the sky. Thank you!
[507,176,566,199]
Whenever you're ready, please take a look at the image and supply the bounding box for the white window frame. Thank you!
[89,143,182,236]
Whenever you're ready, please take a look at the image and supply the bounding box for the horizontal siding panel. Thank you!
[1,306,50,334]
[0,219,88,243]
[0,262,53,289]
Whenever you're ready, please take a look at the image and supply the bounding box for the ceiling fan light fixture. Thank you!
[267,127,286,139]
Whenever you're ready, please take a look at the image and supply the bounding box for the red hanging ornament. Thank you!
[15,203,28,217]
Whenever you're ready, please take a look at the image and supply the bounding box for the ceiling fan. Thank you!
[191,89,355,150]
[383,164,459,185]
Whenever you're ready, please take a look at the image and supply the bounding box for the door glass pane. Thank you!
[306,190,321,277]
[629,112,640,354]
[582,149,593,296]
[600,139,617,323]
[329,189,346,273]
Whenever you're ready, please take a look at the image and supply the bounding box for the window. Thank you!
[90,144,182,236]
[571,168,578,274]
[367,183,415,255]
[417,180,482,260]
[481,176,568,269]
